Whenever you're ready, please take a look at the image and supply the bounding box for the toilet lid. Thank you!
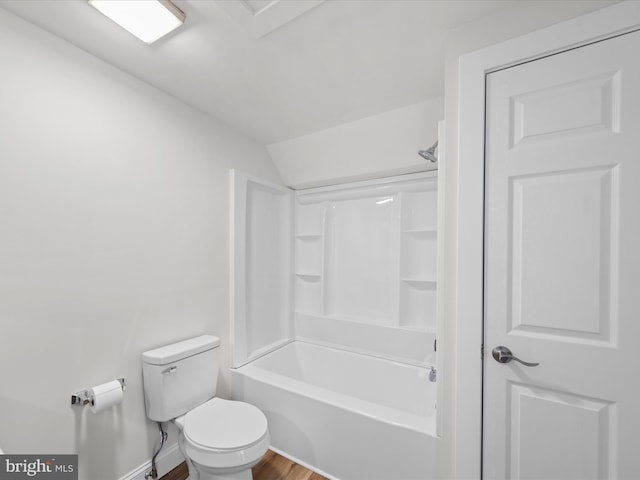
[183,398,268,451]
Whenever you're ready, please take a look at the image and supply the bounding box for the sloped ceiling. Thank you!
[0,0,619,144]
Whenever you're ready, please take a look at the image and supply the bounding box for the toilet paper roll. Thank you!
[89,380,124,413]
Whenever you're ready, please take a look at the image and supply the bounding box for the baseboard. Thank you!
[118,442,184,480]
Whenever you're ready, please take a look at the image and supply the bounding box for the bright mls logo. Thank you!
[0,455,77,480]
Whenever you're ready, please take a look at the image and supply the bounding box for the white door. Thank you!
[483,30,640,479]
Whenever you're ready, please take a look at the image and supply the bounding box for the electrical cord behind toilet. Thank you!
[145,422,168,480]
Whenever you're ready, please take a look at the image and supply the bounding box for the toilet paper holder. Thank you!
[71,378,126,406]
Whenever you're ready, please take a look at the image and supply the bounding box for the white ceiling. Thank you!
[0,0,615,144]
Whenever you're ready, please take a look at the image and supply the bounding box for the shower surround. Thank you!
[229,170,440,479]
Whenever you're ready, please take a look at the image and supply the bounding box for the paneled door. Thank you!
[483,30,640,479]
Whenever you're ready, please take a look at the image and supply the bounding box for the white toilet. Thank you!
[142,335,269,480]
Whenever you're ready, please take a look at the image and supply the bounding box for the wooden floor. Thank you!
[160,450,328,480]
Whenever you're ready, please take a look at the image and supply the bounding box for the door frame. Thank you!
[453,2,640,477]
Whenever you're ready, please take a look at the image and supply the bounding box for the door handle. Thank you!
[491,346,539,367]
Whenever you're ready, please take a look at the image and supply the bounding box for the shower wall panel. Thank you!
[326,195,399,324]
[230,171,294,367]
[294,172,437,364]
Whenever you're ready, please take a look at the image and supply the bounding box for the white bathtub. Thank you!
[231,341,439,480]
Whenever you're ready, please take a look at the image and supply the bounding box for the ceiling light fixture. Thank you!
[88,0,185,44]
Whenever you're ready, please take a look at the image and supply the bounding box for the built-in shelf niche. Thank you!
[294,201,326,315]
[403,189,438,232]
[296,202,325,236]
[401,233,437,281]
[294,173,437,332]
[398,188,438,330]
[295,236,323,277]
[399,281,437,330]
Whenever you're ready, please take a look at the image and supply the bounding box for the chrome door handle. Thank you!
[491,346,539,367]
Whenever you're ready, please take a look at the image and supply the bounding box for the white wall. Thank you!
[0,8,281,480]
[267,97,443,189]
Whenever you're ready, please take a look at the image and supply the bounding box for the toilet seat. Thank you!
[183,398,268,452]
[176,398,270,471]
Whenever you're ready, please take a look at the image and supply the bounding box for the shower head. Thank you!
[418,141,438,163]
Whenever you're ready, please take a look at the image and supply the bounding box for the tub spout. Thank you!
[429,366,436,382]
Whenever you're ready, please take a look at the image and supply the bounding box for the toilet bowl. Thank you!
[142,335,270,480]
[175,398,269,480]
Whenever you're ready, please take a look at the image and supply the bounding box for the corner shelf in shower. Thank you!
[294,201,326,318]
[399,191,438,330]
[295,233,323,277]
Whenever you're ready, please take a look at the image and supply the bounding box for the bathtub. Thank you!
[231,341,439,480]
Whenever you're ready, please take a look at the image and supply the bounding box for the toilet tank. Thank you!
[142,335,220,422]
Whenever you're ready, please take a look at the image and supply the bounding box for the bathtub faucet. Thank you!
[429,366,436,382]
